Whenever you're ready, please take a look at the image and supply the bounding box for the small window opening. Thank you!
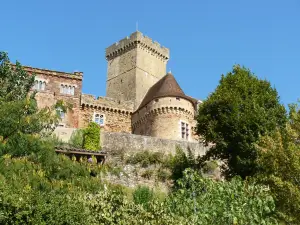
[176,97,180,101]
[181,122,189,140]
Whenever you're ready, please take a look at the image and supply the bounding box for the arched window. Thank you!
[39,81,42,90]
[56,107,65,119]
[94,113,105,126]
[60,84,64,93]
[34,80,38,89]
[71,86,75,95]
[64,85,68,94]
[41,81,46,90]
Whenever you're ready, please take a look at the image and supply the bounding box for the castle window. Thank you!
[155,99,159,102]
[94,113,105,127]
[33,79,46,91]
[56,107,65,119]
[176,97,180,101]
[181,121,189,140]
[71,86,75,95]
[60,84,75,95]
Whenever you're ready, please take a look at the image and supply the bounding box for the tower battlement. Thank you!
[105,31,169,61]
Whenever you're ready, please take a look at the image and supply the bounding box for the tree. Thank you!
[254,104,300,223]
[196,65,287,179]
[0,52,57,155]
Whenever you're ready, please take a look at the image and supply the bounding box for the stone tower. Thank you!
[105,31,170,109]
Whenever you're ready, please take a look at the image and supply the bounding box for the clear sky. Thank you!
[1,0,299,107]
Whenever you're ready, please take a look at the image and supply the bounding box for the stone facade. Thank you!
[22,31,201,143]
[101,131,209,157]
[23,66,83,128]
[79,94,133,132]
[105,32,169,109]
[132,97,197,141]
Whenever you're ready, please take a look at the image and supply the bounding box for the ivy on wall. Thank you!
[83,122,101,151]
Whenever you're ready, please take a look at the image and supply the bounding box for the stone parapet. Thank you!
[105,31,169,61]
[100,131,210,157]
[17,65,83,80]
[81,94,134,113]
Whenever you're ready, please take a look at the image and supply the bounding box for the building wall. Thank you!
[105,31,169,109]
[79,94,133,133]
[24,66,83,128]
[101,131,209,157]
[132,97,197,141]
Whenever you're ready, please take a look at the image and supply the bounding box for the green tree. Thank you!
[254,104,300,223]
[197,65,287,179]
[0,52,57,156]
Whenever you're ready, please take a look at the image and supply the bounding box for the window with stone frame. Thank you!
[33,80,46,91]
[181,121,189,140]
[56,107,65,119]
[94,113,105,127]
[60,84,75,95]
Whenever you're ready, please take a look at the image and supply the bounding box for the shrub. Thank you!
[202,160,218,174]
[82,122,100,151]
[141,169,154,179]
[126,151,164,167]
[157,167,171,182]
[69,129,84,148]
[133,186,154,206]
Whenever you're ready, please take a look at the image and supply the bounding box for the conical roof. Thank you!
[136,73,197,111]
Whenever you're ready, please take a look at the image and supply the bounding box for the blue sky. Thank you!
[1,0,299,107]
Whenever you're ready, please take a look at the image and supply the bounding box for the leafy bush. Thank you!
[69,129,84,148]
[141,169,154,179]
[126,151,164,167]
[133,186,154,206]
[167,169,277,224]
[82,122,100,151]
[202,160,218,174]
[156,167,171,182]
[164,146,195,181]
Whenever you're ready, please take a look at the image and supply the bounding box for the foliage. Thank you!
[165,146,196,180]
[133,186,154,206]
[0,52,58,154]
[166,169,277,224]
[141,169,154,179]
[202,160,219,175]
[254,105,300,223]
[126,150,164,167]
[196,65,287,179]
[82,122,100,151]
[0,52,35,101]
[68,129,84,148]
[156,167,171,182]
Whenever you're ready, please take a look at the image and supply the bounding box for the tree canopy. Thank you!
[196,65,287,179]
[0,52,57,155]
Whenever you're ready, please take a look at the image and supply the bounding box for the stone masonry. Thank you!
[105,31,170,110]
[22,31,202,145]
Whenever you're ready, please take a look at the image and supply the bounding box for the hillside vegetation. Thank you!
[0,52,299,224]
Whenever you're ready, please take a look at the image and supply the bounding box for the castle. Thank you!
[24,31,201,142]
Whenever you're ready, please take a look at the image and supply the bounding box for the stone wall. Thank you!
[100,131,210,157]
[105,31,170,109]
[53,127,77,142]
[80,94,133,133]
[23,66,83,128]
[132,97,197,141]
